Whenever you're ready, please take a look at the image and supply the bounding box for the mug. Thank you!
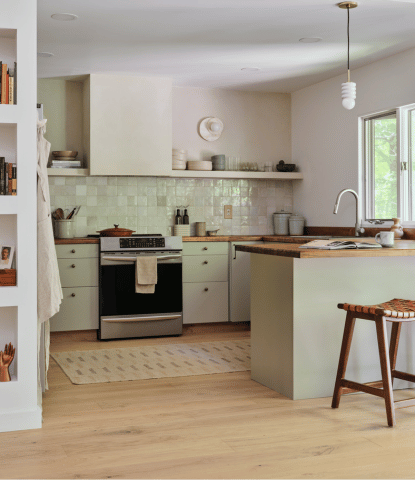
[375,231,394,248]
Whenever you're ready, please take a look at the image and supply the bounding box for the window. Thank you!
[363,103,415,224]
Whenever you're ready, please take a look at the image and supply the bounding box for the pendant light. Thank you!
[339,2,358,110]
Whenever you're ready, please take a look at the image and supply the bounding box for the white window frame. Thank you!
[360,102,415,228]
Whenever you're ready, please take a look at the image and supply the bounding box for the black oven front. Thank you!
[98,251,183,340]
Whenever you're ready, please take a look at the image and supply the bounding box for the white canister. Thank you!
[273,211,292,236]
[55,219,74,239]
[289,214,305,236]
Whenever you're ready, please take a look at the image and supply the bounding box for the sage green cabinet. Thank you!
[182,242,228,324]
[50,244,99,332]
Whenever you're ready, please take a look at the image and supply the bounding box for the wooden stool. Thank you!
[332,298,415,427]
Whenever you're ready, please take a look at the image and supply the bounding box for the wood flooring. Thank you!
[2,323,415,479]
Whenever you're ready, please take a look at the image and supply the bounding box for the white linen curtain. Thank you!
[37,117,63,405]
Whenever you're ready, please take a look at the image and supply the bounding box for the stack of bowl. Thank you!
[172,149,187,170]
[211,154,226,171]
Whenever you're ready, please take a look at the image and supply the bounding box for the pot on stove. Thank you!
[97,224,136,237]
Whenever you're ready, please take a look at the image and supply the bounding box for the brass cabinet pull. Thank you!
[204,288,209,292]
[71,293,76,297]
[203,261,208,265]
[71,264,76,268]
[71,249,76,253]
[203,247,208,250]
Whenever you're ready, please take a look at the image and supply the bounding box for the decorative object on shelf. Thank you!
[97,224,136,237]
[390,217,404,239]
[0,245,14,270]
[338,2,358,110]
[0,343,15,382]
[211,154,226,171]
[50,150,81,168]
[276,160,296,172]
[264,162,272,172]
[207,229,220,236]
[172,148,187,170]
[0,269,16,286]
[199,117,224,142]
[187,160,212,171]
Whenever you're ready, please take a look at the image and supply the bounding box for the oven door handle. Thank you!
[101,255,182,262]
[102,314,182,323]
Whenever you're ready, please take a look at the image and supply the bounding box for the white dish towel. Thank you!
[135,256,158,294]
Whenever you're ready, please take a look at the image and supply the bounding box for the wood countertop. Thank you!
[55,238,100,244]
[236,240,415,258]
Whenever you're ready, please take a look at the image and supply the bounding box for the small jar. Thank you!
[195,222,206,237]
[288,214,305,236]
[264,162,272,172]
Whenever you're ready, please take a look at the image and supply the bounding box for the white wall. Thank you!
[173,87,291,167]
[292,47,415,227]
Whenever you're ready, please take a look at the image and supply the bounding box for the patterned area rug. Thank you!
[51,339,251,385]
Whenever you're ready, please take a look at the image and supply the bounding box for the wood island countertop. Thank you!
[236,239,415,258]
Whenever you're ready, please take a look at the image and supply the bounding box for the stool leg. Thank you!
[332,312,356,409]
[389,322,402,387]
[375,316,396,427]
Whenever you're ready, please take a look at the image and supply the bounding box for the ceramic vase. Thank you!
[390,217,404,239]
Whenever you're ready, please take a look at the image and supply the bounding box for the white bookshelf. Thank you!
[0,2,41,432]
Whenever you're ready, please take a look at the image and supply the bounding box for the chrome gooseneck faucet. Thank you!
[333,188,365,237]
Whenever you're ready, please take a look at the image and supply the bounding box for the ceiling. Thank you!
[37,0,415,93]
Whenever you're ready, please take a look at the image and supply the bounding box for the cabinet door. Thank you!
[183,282,228,324]
[58,258,99,287]
[183,255,228,283]
[89,74,172,176]
[50,287,99,332]
[229,241,263,323]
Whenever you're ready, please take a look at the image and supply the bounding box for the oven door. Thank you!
[99,252,182,340]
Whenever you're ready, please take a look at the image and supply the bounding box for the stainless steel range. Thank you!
[99,235,183,340]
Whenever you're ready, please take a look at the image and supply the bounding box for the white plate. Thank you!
[172,153,187,160]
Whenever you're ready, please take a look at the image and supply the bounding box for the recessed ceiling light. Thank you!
[299,37,322,43]
[51,13,78,21]
[37,52,54,58]
[241,67,261,72]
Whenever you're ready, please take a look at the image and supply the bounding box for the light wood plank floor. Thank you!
[3,324,415,479]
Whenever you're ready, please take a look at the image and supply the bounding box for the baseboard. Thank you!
[0,406,42,433]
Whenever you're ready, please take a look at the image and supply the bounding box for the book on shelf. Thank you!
[0,157,17,195]
[299,239,382,250]
[0,62,17,104]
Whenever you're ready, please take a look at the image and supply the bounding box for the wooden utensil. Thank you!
[54,208,64,220]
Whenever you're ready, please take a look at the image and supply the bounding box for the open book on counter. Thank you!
[299,240,382,250]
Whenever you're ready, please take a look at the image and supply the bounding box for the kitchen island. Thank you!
[236,240,415,400]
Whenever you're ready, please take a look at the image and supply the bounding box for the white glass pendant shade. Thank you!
[341,81,356,110]
[209,121,221,133]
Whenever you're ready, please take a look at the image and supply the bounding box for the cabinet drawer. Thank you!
[183,255,228,283]
[50,287,99,332]
[56,244,99,259]
[183,242,228,256]
[58,258,99,287]
[183,282,228,324]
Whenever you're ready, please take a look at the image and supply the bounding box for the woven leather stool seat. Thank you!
[339,298,415,319]
[332,298,415,427]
